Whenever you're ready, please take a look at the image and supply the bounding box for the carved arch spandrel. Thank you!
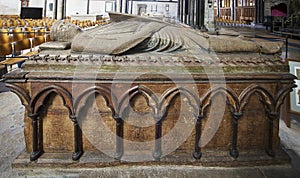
[158,87,200,118]
[274,83,296,113]
[74,86,117,118]
[30,85,74,116]
[200,85,239,117]
[118,85,201,160]
[117,85,159,118]
[116,85,200,119]
[5,83,31,112]
[238,84,275,115]
[237,83,295,116]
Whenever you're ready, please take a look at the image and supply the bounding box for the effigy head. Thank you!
[50,20,83,42]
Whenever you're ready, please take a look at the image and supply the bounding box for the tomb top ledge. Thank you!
[4,52,292,82]
[19,52,289,74]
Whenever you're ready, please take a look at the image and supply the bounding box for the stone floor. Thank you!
[0,92,25,178]
[1,27,300,177]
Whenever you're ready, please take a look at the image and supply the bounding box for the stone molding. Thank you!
[26,54,285,67]
[5,81,296,161]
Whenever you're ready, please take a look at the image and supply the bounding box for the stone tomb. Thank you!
[5,14,296,170]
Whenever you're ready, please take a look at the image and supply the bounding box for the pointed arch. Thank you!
[200,85,239,117]
[28,84,76,161]
[239,84,275,114]
[74,85,116,117]
[275,83,296,113]
[72,85,117,161]
[117,85,159,117]
[158,86,200,118]
[5,83,31,112]
[30,85,74,117]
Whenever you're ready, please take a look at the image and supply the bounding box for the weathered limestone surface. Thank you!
[3,13,296,170]
[70,13,283,55]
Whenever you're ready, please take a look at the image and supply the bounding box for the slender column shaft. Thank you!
[190,0,195,26]
[216,0,220,17]
[153,116,162,161]
[44,0,47,18]
[62,0,66,19]
[115,116,124,160]
[87,0,90,14]
[32,118,38,152]
[184,0,188,24]
[232,0,236,21]
[29,113,43,161]
[229,113,242,158]
[193,116,203,159]
[54,0,58,19]
[200,0,205,29]
[181,0,184,23]
[266,113,278,157]
[195,0,199,27]
[72,118,84,161]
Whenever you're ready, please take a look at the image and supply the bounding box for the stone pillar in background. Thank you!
[204,0,216,32]
[216,0,220,17]
[54,0,57,19]
[116,0,121,13]
[56,0,63,20]
[87,0,90,14]
[264,0,271,16]
[44,0,47,17]
[231,0,236,21]
[184,0,188,24]
[123,0,128,13]
[62,0,66,19]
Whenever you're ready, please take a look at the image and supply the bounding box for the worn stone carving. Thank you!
[50,20,82,42]
[47,13,283,56]
[4,13,295,169]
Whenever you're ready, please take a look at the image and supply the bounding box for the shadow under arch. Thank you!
[74,85,121,159]
[150,86,200,161]
[27,84,82,161]
[39,92,74,150]
[117,85,159,118]
[30,84,74,116]
[239,83,296,157]
[193,85,239,159]
[239,84,275,114]
[74,85,117,117]
[114,85,159,160]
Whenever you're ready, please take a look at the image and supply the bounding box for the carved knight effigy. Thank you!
[46,13,283,55]
[5,13,295,171]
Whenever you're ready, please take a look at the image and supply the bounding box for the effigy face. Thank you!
[5,13,295,169]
